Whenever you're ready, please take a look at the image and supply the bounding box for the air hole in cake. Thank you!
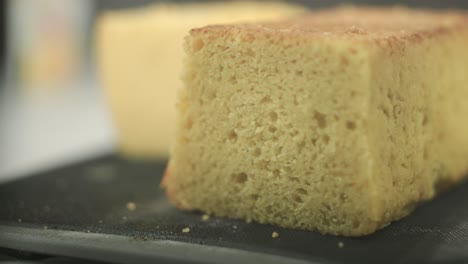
[341,56,349,66]
[289,176,299,182]
[293,95,299,105]
[253,148,261,157]
[246,48,256,57]
[322,203,331,211]
[229,76,238,84]
[244,34,256,43]
[314,111,327,128]
[351,90,357,97]
[260,96,272,104]
[291,59,297,64]
[297,141,305,153]
[269,112,279,122]
[438,132,445,140]
[346,121,356,130]
[352,220,361,229]
[250,194,259,200]
[320,217,330,227]
[423,147,429,160]
[311,138,318,146]
[322,134,330,144]
[339,193,347,202]
[273,169,280,177]
[349,47,358,54]
[192,37,204,52]
[256,160,269,170]
[295,70,303,76]
[233,172,248,183]
[228,130,238,142]
[219,65,224,72]
[184,118,193,129]
[269,126,277,133]
[422,114,428,126]
[381,106,390,117]
[274,146,282,156]
[290,130,299,137]
[297,188,308,195]
[293,194,303,203]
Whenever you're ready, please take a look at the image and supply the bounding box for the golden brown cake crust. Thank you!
[190,6,468,43]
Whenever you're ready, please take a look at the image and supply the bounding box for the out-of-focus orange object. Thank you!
[8,0,92,90]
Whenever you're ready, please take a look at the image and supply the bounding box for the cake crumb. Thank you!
[126,202,137,211]
[246,218,252,223]
[182,227,190,233]
[338,241,344,248]
[272,231,280,239]
[233,225,237,229]
[201,214,210,221]
[122,216,128,221]
[43,226,48,230]
[17,218,22,223]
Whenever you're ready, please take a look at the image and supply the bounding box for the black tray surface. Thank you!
[0,155,467,264]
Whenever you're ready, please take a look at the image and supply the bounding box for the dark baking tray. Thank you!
[0,155,467,264]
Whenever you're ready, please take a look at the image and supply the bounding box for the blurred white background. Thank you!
[0,0,115,182]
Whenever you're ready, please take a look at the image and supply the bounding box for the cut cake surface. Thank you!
[163,7,468,236]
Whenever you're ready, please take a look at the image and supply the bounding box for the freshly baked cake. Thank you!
[162,7,468,236]
[96,2,305,159]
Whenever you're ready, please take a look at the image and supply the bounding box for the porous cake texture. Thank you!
[96,2,305,159]
[162,7,468,236]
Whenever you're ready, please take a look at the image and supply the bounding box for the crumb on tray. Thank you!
[182,227,190,233]
[272,231,279,239]
[202,214,210,221]
[126,202,137,211]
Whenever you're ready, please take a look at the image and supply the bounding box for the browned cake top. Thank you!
[190,6,468,42]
